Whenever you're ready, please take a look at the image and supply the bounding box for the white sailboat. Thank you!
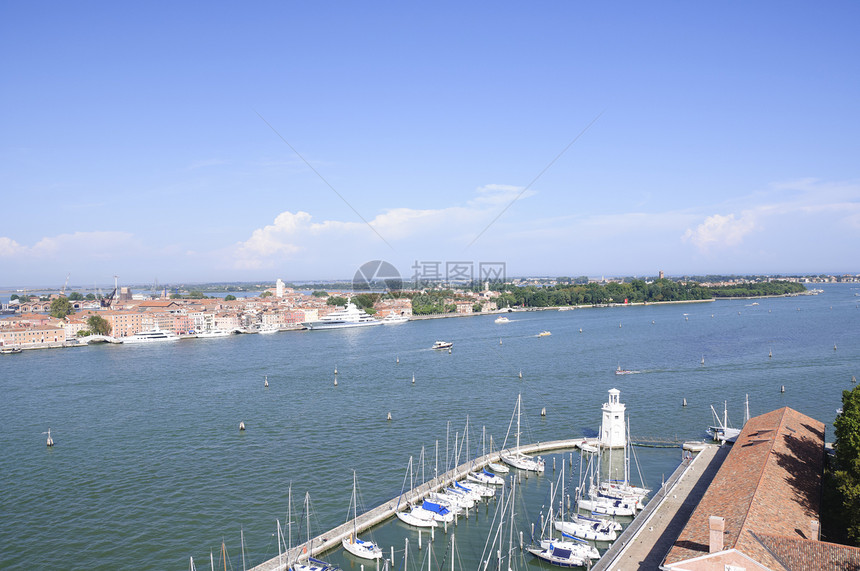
[500,394,545,472]
[553,458,619,542]
[394,456,440,528]
[707,396,749,443]
[575,447,636,516]
[293,492,339,571]
[533,467,600,561]
[341,471,383,560]
[528,473,591,569]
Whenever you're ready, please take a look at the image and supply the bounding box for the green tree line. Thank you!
[824,384,860,545]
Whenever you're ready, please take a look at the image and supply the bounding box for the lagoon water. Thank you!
[1,284,858,570]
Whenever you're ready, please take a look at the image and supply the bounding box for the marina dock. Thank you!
[592,443,729,571]
[247,438,593,571]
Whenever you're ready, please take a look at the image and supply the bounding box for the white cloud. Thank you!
[0,231,139,259]
[229,184,536,270]
[682,212,757,249]
[0,237,24,257]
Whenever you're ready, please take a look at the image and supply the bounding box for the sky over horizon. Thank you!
[2,2,859,288]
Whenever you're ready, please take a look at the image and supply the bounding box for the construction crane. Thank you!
[60,273,70,296]
[99,275,118,308]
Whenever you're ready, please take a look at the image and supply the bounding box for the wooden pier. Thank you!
[247,438,594,571]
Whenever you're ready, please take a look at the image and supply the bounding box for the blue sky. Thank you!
[2,2,858,287]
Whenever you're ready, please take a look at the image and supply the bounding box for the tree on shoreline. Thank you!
[830,384,860,545]
[86,315,111,336]
[50,297,74,318]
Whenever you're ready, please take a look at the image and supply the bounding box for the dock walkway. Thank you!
[248,438,590,571]
[592,443,729,571]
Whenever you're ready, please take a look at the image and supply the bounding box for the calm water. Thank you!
[1,285,858,570]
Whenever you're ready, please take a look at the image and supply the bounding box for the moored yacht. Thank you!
[302,298,382,330]
[381,313,409,325]
[122,329,181,344]
[195,329,236,338]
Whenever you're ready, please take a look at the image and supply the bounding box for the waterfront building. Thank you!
[101,310,146,338]
[600,388,626,449]
[0,323,65,346]
[662,407,860,570]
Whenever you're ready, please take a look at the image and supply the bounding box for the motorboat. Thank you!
[615,365,639,375]
[381,314,409,325]
[122,329,181,344]
[494,316,510,323]
[0,346,22,354]
[195,329,236,338]
[432,340,453,350]
[302,298,382,330]
[538,330,551,337]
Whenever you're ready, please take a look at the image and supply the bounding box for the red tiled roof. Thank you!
[664,407,825,568]
[753,533,860,571]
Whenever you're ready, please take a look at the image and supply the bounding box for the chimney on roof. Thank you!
[810,520,820,541]
[709,516,725,553]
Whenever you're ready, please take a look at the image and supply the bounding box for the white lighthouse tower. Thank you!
[600,388,627,448]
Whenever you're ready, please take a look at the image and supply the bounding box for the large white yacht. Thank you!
[121,329,181,344]
[302,298,382,330]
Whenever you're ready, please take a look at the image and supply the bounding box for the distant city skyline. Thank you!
[2,2,859,286]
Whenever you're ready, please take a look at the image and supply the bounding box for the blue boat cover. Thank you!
[422,501,449,515]
[560,532,587,543]
[550,547,572,559]
[455,481,471,492]
[482,468,495,477]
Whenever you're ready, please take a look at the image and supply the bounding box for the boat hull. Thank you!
[302,320,382,330]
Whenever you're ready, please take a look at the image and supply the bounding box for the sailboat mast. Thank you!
[508,476,516,567]
[352,470,358,540]
[305,491,311,560]
[515,394,521,452]
[241,527,247,571]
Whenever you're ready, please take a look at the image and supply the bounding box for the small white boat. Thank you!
[429,491,474,510]
[453,480,495,498]
[500,394,546,473]
[341,471,383,560]
[615,365,640,375]
[381,314,409,325]
[538,330,551,337]
[487,461,509,474]
[432,340,453,350]
[466,468,505,486]
[527,543,588,568]
[577,493,637,516]
[554,516,618,542]
[395,508,438,527]
[446,484,481,503]
[494,316,510,324]
[0,346,22,354]
[539,537,599,560]
[257,325,280,334]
